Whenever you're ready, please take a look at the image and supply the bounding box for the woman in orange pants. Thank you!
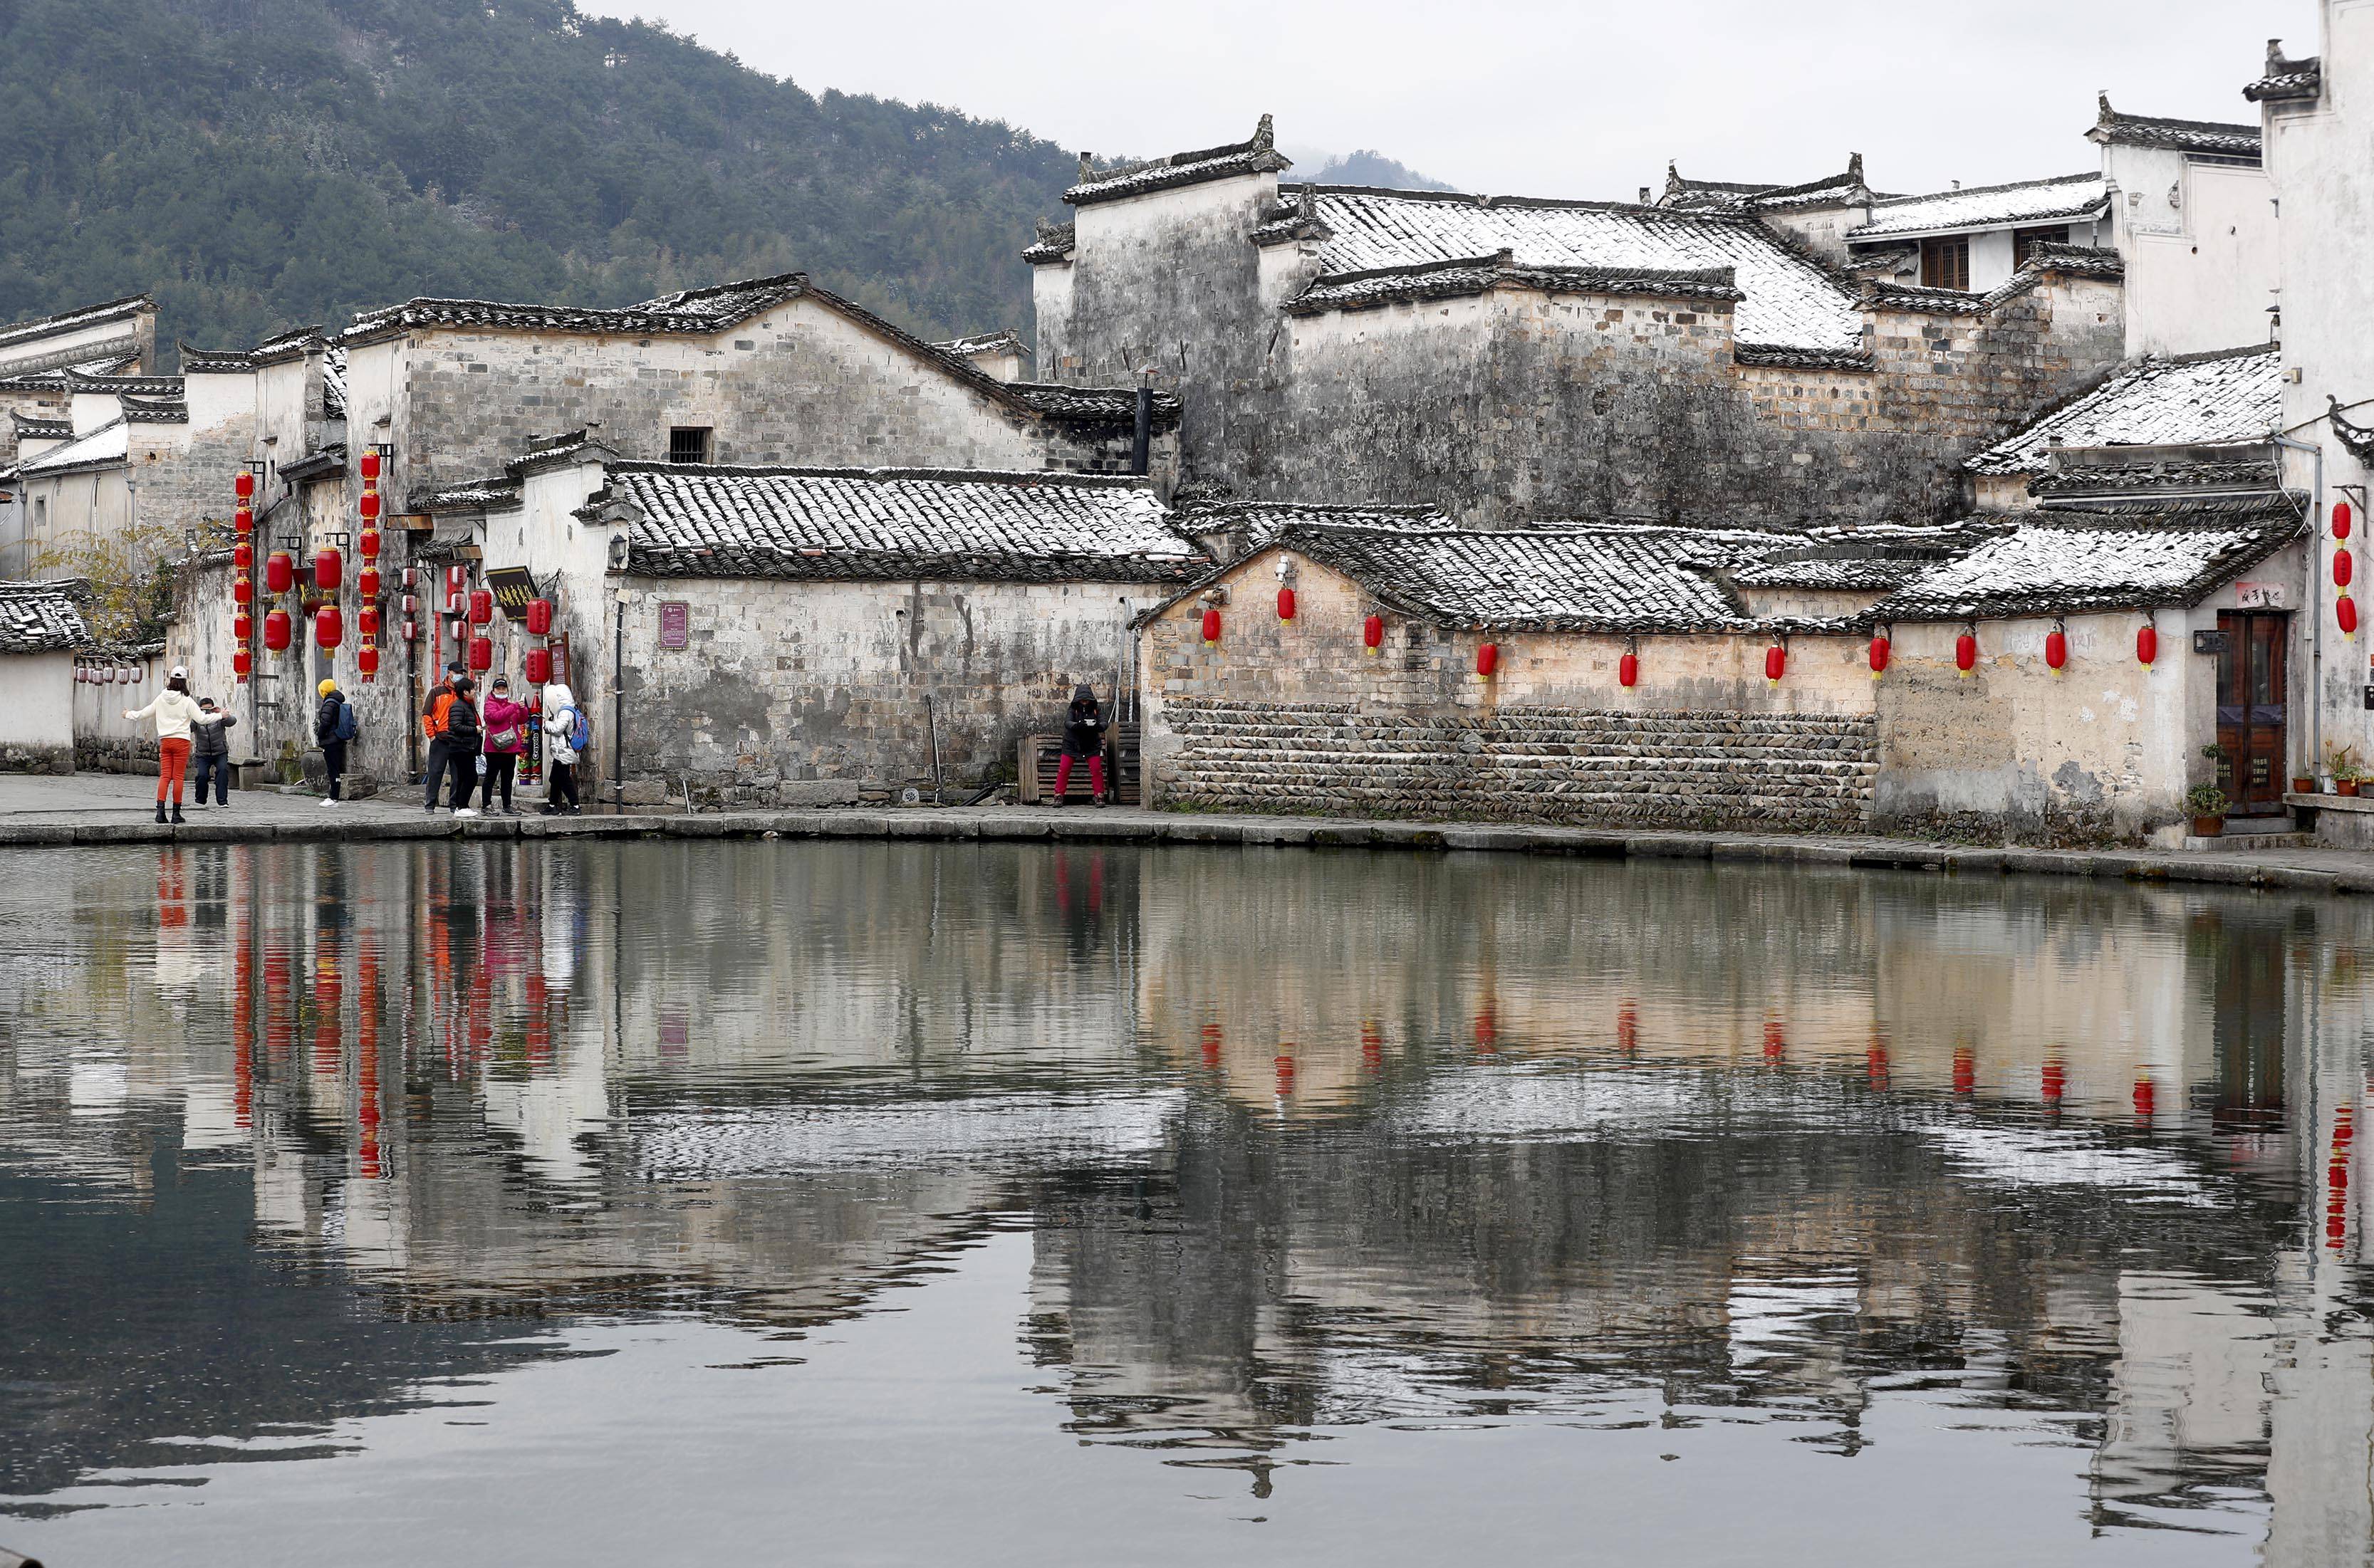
[126,666,228,825]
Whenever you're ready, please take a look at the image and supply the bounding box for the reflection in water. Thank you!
[1,842,2371,1564]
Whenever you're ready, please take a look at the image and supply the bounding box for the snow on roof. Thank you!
[1848,172,2106,241]
[2088,96,2260,159]
[1729,556,1935,591]
[0,580,93,653]
[0,295,150,354]
[610,464,1207,584]
[16,419,129,479]
[1294,188,1865,355]
[1966,346,2282,475]
[932,330,1026,359]
[1064,115,1291,207]
[1871,500,2303,621]
[341,273,809,345]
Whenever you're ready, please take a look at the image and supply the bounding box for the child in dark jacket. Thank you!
[189,699,237,807]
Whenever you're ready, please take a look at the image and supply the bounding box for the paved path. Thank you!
[9,769,2374,897]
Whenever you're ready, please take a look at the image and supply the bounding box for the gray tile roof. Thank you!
[1064,115,1291,207]
[1286,253,1744,317]
[2026,458,2282,503]
[118,392,187,424]
[341,273,808,345]
[1021,221,1076,265]
[608,464,1207,584]
[1657,157,1870,214]
[2245,44,2321,103]
[178,341,256,374]
[1004,381,1182,429]
[1291,187,1865,355]
[1848,172,2106,241]
[1729,556,1937,591]
[932,330,1026,359]
[9,412,69,441]
[0,580,93,653]
[1871,499,2305,621]
[0,295,149,355]
[2088,96,2261,158]
[1965,345,2282,474]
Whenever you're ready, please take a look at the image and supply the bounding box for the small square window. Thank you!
[668,427,712,465]
[1920,235,1970,291]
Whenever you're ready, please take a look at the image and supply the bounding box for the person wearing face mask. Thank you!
[477,674,530,816]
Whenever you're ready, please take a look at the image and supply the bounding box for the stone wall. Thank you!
[612,573,1162,806]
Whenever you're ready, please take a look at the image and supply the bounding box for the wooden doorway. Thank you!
[2214,612,2289,816]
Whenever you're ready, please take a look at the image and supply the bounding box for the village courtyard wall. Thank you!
[0,650,73,771]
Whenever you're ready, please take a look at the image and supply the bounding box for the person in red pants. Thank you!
[1053,684,1106,807]
[125,666,228,825]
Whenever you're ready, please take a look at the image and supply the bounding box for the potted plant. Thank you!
[2188,784,2229,836]
[2331,745,2362,798]
[2294,765,2317,795]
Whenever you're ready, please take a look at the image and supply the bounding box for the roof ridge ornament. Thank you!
[2330,395,2374,464]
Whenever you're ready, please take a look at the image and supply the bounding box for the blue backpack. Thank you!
[333,699,358,743]
[566,705,590,751]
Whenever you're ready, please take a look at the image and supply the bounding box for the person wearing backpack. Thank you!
[314,678,358,805]
[540,681,583,815]
[478,674,530,816]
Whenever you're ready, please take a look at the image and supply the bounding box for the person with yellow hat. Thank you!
[313,676,356,806]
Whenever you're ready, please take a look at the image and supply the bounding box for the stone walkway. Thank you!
[9,769,2374,897]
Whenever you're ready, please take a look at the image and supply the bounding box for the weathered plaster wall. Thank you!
[612,573,1157,805]
[1137,555,1878,827]
[2104,145,2279,359]
[70,649,168,772]
[0,650,73,770]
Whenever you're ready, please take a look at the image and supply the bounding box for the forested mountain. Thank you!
[1310,150,1454,192]
[0,0,1082,362]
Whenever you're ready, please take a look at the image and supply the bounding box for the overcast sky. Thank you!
[592,0,2316,199]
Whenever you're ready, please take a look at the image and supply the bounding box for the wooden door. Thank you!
[2214,612,2289,815]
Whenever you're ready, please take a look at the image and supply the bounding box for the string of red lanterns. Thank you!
[357,447,384,682]
[231,469,255,681]
[2337,501,2357,642]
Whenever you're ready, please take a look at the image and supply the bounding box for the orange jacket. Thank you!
[422,685,455,739]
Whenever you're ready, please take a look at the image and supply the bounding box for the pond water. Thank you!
[1,840,2370,1567]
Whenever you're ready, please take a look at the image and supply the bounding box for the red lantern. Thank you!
[233,612,252,643]
[1200,607,1222,644]
[2137,622,2158,666]
[1867,633,1890,678]
[2337,499,2354,539]
[265,551,294,595]
[1764,643,1786,685]
[314,605,343,648]
[231,541,253,572]
[526,597,553,637]
[402,619,418,643]
[1475,642,1499,678]
[1276,586,1296,622]
[357,643,379,679]
[1619,650,1640,688]
[263,610,291,652]
[358,489,381,521]
[234,506,253,537]
[234,470,255,500]
[2342,595,2360,639]
[359,450,382,481]
[469,634,492,672]
[1362,613,1383,653]
[2338,549,2356,590]
[314,546,343,593]
[358,567,381,600]
[232,648,251,679]
[524,646,552,685]
[232,576,254,606]
[1956,631,1978,676]
[469,588,493,626]
[2044,628,2067,674]
[358,605,381,639]
[359,528,380,563]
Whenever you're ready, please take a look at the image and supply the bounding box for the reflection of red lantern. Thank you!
[232,647,251,679]
[314,605,342,648]
[1868,632,1890,678]
[1956,631,1978,676]
[232,576,254,606]
[1362,613,1383,653]
[357,643,379,679]
[2137,622,2158,666]
[358,605,381,639]
[1475,642,1499,678]
[265,551,294,594]
[469,634,492,672]
[1764,644,1786,685]
[232,541,253,571]
[526,597,553,637]
[1200,607,1221,644]
[357,567,380,600]
[264,609,291,651]
[469,588,493,625]
[233,612,252,642]
[1276,586,1296,622]
[2044,628,2067,674]
[524,646,552,685]
[314,546,342,592]
[1619,650,1639,688]
[234,470,255,500]
[360,449,382,481]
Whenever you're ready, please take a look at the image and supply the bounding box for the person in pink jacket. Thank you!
[476,674,531,816]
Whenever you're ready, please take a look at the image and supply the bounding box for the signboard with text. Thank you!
[484,566,541,619]
[2233,580,2289,610]
[659,601,690,650]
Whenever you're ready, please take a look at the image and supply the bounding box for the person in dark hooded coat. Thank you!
[1053,684,1107,806]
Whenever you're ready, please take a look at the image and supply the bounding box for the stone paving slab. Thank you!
[13,768,2374,899]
